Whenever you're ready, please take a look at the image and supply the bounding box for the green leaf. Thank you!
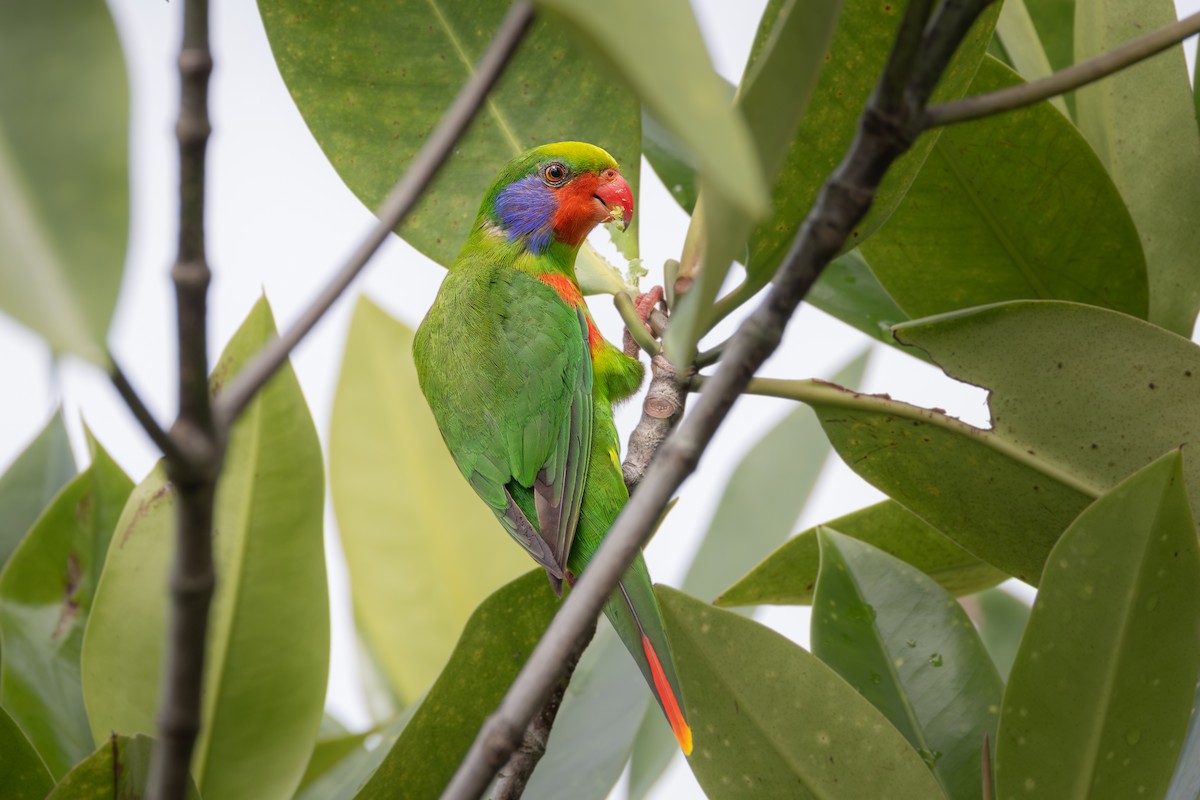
[739,0,1000,298]
[812,529,1002,799]
[297,709,418,800]
[0,410,75,570]
[297,728,373,795]
[1025,0,1073,73]
[522,627,645,800]
[627,350,868,799]
[1075,0,1200,335]
[716,500,1006,607]
[46,734,201,799]
[536,0,767,221]
[257,0,641,274]
[895,300,1200,546]
[970,587,1030,682]
[0,436,132,778]
[642,109,700,214]
[862,57,1147,321]
[658,586,945,799]
[330,295,529,703]
[662,0,841,366]
[805,250,915,354]
[0,0,128,363]
[0,704,52,800]
[353,569,559,800]
[995,451,1200,799]
[993,0,1068,115]
[762,377,1098,584]
[82,298,329,800]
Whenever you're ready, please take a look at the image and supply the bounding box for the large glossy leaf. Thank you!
[330,295,528,703]
[993,0,1067,115]
[353,569,558,800]
[753,377,1099,583]
[296,711,416,800]
[0,410,75,570]
[46,735,201,799]
[626,350,868,799]
[0,0,128,363]
[0,705,52,800]
[1075,0,1200,335]
[663,0,840,367]
[82,298,329,800]
[812,528,1002,799]
[995,451,1200,799]
[257,0,640,281]
[658,586,945,798]
[716,500,1005,607]
[895,301,1200,529]
[0,435,131,778]
[970,587,1030,682]
[805,250,914,353]
[862,57,1147,321]
[737,0,1000,298]
[537,0,766,221]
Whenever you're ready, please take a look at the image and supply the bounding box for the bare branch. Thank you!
[439,0,996,796]
[148,0,222,796]
[926,10,1200,127]
[109,360,185,464]
[213,1,536,428]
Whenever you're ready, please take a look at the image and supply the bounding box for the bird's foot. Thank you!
[623,285,666,358]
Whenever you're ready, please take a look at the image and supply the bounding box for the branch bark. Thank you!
[925,10,1200,127]
[148,0,221,797]
[439,3,999,797]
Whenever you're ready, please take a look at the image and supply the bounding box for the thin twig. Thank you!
[213,1,535,428]
[149,0,221,797]
[926,10,1200,127]
[109,360,185,464]
[614,292,662,357]
[438,0,993,795]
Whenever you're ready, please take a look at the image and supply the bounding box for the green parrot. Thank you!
[413,141,692,755]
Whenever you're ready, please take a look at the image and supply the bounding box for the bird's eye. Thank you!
[543,162,568,186]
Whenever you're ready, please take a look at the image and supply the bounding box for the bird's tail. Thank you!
[602,553,692,755]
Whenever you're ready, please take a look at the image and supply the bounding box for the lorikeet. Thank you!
[413,142,692,755]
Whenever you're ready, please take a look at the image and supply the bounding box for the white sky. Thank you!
[0,2,1197,798]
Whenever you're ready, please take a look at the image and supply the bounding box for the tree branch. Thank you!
[109,360,185,464]
[213,1,535,428]
[148,0,221,797]
[439,1,995,796]
[925,10,1200,127]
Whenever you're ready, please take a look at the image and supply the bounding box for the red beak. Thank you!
[594,171,634,231]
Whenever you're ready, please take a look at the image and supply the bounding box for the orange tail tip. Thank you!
[641,633,693,756]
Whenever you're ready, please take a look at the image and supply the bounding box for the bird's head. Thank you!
[479,142,634,255]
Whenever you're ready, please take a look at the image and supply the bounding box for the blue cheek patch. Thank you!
[495,175,557,254]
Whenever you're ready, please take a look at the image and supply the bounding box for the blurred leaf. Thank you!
[971,587,1030,682]
[716,500,1005,607]
[663,0,840,366]
[257,0,640,277]
[0,0,128,363]
[767,377,1097,583]
[896,301,1200,541]
[1075,0,1200,335]
[737,0,1000,304]
[0,436,131,778]
[1025,0,1073,72]
[82,298,328,800]
[522,626,644,800]
[297,708,418,800]
[628,349,868,799]
[0,410,75,570]
[537,0,766,221]
[330,295,528,703]
[658,586,945,798]
[862,57,1147,322]
[812,529,1002,799]
[353,569,558,800]
[993,0,1067,115]
[805,250,915,353]
[46,734,201,799]
[0,705,52,800]
[298,729,373,794]
[642,110,700,214]
[995,451,1200,799]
